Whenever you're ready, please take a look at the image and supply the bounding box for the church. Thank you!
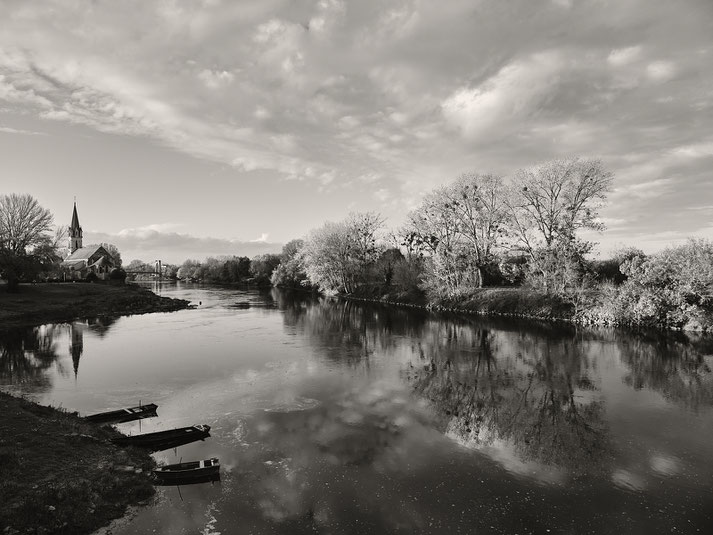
[60,202,117,280]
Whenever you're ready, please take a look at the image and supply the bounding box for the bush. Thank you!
[606,239,713,330]
[109,268,127,283]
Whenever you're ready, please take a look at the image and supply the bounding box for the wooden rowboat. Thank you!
[85,403,158,424]
[112,424,211,452]
[153,457,220,484]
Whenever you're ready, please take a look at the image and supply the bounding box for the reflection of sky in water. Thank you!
[1,283,713,533]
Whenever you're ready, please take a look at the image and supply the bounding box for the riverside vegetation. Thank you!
[174,157,713,332]
[2,158,711,334]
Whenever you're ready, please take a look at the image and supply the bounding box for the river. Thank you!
[1,283,712,534]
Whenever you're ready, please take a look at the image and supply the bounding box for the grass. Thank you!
[350,284,574,320]
[0,392,156,535]
[0,282,190,329]
[432,287,574,319]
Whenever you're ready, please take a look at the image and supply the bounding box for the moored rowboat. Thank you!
[85,403,158,424]
[153,457,220,483]
[112,424,211,452]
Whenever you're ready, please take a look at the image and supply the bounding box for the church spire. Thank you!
[69,200,83,253]
[71,201,80,230]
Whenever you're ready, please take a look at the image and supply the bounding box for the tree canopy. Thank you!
[0,194,54,255]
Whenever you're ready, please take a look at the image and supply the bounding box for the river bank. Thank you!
[0,284,190,533]
[0,282,191,330]
[344,284,575,321]
[343,283,713,332]
[0,392,156,535]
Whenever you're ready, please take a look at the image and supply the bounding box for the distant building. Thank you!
[60,202,117,280]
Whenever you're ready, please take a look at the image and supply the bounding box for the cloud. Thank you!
[607,46,643,67]
[250,233,270,243]
[441,51,565,142]
[1,0,712,251]
[670,141,713,159]
[0,125,46,135]
[198,69,236,89]
[646,60,676,82]
[374,188,390,202]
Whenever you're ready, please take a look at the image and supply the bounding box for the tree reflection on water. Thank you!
[617,330,713,410]
[274,291,713,475]
[0,316,119,391]
[0,324,64,392]
[406,323,611,472]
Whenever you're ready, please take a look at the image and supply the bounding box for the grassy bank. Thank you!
[0,392,156,535]
[348,284,574,321]
[0,282,191,329]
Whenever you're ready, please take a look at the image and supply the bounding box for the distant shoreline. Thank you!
[0,282,192,330]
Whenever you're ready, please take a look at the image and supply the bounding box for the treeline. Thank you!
[263,157,713,332]
[128,254,284,286]
[137,155,711,332]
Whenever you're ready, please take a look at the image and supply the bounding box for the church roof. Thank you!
[70,202,81,231]
[63,245,108,263]
[88,255,110,268]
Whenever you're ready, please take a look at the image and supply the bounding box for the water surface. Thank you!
[2,283,712,534]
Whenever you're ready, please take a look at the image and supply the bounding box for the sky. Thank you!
[0,0,711,264]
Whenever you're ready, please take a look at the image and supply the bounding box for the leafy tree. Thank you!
[590,246,645,284]
[272,240,310,288]
[374,248,404,286]
[403,187,467,296]
[301,212,385,294]
[177,259,201,280]
[506,157,613,294]
[221,256,251,283]
[281,239,304,260]
[100,243,122,267]
[614,239,713,329]
[249,254,281,285]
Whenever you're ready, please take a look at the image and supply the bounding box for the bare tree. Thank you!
[506,157,613,293]
[0,194,54,255]
[402,187,465,295]
[445,173,508,287]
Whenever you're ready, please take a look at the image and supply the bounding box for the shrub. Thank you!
[109,268,127,282]
[609,239,713,330]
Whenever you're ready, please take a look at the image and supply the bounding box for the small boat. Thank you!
[85,403,158,424]
[153,457,220,484]
[112,424,211,452]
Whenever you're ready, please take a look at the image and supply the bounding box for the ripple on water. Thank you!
[611,468,647,491]
[262,397,320,413]
[210,418,248,448]
[650,454,681,476]
[200,501,221,535]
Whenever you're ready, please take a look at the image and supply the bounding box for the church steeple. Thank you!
[69,201,83,253]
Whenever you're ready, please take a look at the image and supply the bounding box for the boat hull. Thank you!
[112,425,211,452]
[153,472,221,486]
[85,403,158,424]
[153,460,220,483]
